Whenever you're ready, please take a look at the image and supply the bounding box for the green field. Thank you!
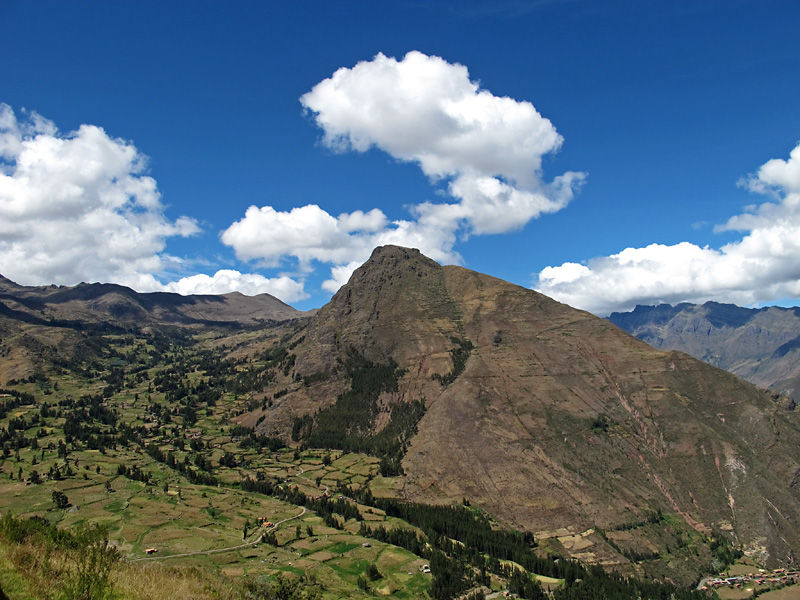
[0,329,438,599]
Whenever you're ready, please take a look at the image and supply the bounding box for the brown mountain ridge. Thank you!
[0,274,308,383]
[247,245,800,582]
[0,275,304,327]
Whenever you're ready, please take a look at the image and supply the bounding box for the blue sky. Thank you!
[1,0,799,314]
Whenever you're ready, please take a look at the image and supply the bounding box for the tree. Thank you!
[367,563,382,581]
[52,490,71,509]
[262,530,277,546]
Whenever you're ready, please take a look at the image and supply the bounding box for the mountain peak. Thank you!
[270,247,800,578]
[352,245,439,282]
[0,274,23,290]
[298,245,460,372]
[367,244,425,261]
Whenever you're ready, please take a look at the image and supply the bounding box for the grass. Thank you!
[113,562,241,600]
[326,541,361,554]
[0,429,435,599]
[759,587,800,599]
[0,544,36,599]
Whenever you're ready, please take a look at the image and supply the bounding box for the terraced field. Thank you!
[0,329,441,599]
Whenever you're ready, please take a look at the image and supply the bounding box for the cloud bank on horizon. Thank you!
[2,49,800,316]
[534,143,800,315]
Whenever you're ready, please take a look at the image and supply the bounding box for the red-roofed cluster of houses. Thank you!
[699,568,799,591]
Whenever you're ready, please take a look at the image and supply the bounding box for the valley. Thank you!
[0,325,697,600]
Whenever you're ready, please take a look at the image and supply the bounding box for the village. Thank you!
[699,568,800,592]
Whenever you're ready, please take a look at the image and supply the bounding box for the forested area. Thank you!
[293,347,426,476]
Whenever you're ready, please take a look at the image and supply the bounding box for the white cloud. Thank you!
[221,204,384,266]
[165,269,308,303]
[0,103,200,290]
[300,51,566,185]
[221,202,463,286]
[535,142,800,316]
[222,51,583,294]
[300,51,585,234]
[740,142,800,196]
[445,171,583,235]
[0,104,304,302]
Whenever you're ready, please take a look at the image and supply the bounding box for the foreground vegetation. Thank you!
[0,324,770,599]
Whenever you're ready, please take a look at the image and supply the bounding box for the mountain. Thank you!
[4,249,800,586]
[0,275,305,327]
[608,302,800,396]
[246,246,800,583]
[0,274,309,383]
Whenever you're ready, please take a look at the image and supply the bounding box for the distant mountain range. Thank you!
[3,248,800,584]
[608,302,800,396]
[0,273,310,384]
[0,273,306,328]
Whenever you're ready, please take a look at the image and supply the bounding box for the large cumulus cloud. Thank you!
[221,51,584,292]
[535,142,800,315]
[0,104,200,291]
[163,270,307,301]
[0,104,307,303]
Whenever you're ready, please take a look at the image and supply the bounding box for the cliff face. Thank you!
[259,246,800,579]
[609,302,800,395]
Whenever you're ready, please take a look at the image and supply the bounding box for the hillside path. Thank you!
[296,464,331,495]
